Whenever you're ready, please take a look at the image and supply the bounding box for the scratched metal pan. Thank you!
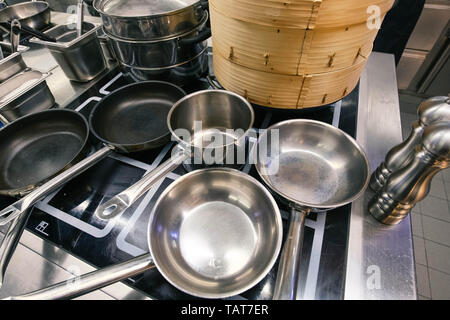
[5,168,283,300]
[255,119,370,299]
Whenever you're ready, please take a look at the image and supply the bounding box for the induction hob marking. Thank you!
[35,221,49,236]
[75,96,102,112]
[116,143,181,256]
[99,72,124,95]
[33,152,162,238]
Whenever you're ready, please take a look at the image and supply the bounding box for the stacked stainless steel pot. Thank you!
[93,0,210,84]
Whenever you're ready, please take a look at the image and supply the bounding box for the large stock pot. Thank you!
[93,0,207,41]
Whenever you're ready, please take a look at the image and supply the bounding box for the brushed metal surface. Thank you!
[345,52,417,300]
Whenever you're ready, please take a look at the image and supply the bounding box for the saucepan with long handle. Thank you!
[95,89,255,220]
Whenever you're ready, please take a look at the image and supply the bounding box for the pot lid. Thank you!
[98,0,200,17]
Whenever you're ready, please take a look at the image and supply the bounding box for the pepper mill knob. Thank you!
[369,122,450,225]
[370,95,450,193]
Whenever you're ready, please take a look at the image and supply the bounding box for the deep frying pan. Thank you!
[0,108,90,287]
[0,81,186,288]
[0,80,186,225]
[5,168,283,300]
[255,119,370,299]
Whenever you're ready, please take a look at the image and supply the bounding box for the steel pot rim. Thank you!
[102,10,208,43]
[93,0,201,20]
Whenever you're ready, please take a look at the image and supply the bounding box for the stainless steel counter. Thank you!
[0,11,417,299]
[345,52,417,300]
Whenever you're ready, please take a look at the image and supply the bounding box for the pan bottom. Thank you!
[179,201,257,279]
[265,151,341,205]
[94,100,172,146]
[3,133,84,189]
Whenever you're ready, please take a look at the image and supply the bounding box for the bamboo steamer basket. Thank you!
[210,4,379,75]
[213,49,368,109]
[209,0,395,29]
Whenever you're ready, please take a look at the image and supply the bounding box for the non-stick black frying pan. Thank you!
[0,80,186,224]
[0,108,90,288]
[0,80,186,288]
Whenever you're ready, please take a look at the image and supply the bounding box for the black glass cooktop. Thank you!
[0,59,360,300]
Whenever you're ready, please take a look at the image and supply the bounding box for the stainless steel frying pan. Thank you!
[95,90,255,220]
[256,119,370,300]
[0,1,50,30]
[5,168,283,300]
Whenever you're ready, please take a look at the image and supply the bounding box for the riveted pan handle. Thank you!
[4,254,155,300]
[96,148,189,220]
[0,147,113,226]
[273,206,310,300]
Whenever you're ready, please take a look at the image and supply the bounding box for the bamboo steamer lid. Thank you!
[210,4,379,75]
[209,0,395,29]
[213,49,368,109]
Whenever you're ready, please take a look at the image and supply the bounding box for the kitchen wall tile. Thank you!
[415,263,431,298]
[421,196,450,222]
[429,178,446,200]
[429,268,450,300]
[413,236,427,265]
[411,212,424,238]
[425,240,450,274]
[422,215,450,247]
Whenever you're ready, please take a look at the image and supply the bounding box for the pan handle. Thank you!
[0,208,32,288]
[273,206,310,300]
[4,253,155,300]
[95,148,189,220]
[0,147,113,226]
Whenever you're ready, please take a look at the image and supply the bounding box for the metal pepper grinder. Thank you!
[370,95,450,193]
[369,122,450,225]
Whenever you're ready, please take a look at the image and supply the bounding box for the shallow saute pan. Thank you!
[5,168,283,300]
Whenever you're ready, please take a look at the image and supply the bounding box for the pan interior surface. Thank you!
[0,2,47,22]
[149,169,282,298]
[169,90,254,148]
[0,110,88,193]
[90,82,186,148]
[257,120,369,208]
